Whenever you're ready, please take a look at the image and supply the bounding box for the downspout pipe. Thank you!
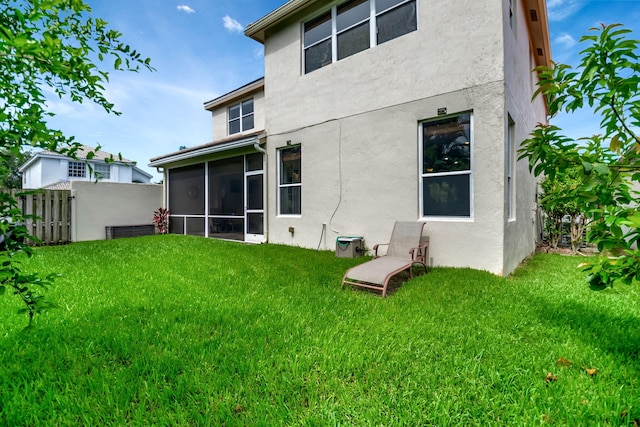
[155,166,167,209]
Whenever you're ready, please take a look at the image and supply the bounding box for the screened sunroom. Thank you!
[149,135,266,243]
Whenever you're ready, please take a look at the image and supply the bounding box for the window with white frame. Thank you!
[228,98,254,135]
[507,116,516,220]
[420,112,472,218]
[337,0,371,61]
[92,163,111,180]
[68,161,86,178]
[303,0,417,74]
[278,146,301,215]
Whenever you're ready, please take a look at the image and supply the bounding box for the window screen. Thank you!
[303,0,417,73]
[421,113,472,218]
[279,146,302,215]
[168,164,205,215]
[377,0,417,45]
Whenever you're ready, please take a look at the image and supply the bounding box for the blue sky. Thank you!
[45,0,640,181]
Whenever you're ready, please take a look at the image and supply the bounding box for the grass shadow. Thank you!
[527,293,640,358]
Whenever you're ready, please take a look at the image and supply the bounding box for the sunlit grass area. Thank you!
[1,235,639,425]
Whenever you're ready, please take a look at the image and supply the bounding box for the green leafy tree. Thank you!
[538,166,585,252]
[520,24,640,288]
[0,0,153,325]
[0,149,31,189]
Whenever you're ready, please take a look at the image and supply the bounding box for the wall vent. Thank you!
[106,224,155,239]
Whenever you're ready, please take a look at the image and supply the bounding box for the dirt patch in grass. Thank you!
[535,241,597,256]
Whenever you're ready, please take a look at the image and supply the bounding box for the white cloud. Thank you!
[177,5,195,14]
[555,33,577,48]
[547,0,582,22]
[223,15,244,33]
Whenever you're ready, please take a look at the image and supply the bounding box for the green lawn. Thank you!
[1,235,639,426]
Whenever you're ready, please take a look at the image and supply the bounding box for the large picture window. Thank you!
[278,146,301,215]
[228,98,254,135]
[303,0,416,74]
[420,112,472,218]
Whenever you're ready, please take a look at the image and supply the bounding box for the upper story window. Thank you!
[68,161,86,178]
[337,0,371,60]
[303,0,417,74]
[92,163,111,180]
[228,99,254,135]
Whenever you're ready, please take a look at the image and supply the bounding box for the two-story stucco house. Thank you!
[20,145,152,190]
[149,0,551,276]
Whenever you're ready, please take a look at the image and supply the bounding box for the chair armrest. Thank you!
[373,243,389,258]
[410,241,429,264]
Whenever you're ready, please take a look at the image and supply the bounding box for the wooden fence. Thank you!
[2,189,71,245]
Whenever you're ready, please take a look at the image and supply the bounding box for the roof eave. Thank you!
[18,154,41,172]
[523,0,552,115]
[204,78,265,111]
[245,0,324,43]
[133,166,154,179]
[148,134,266,168]
[525,0,552,69]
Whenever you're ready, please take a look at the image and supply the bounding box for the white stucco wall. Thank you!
[211,90,266,142]
[114,164,132,183]
[258,0,544,275]
[132,168,151,183]
[39,158,62,188]
[22,158,41,189]
[70,181,162,242]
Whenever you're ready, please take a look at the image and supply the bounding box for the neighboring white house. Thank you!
[149,0,551,276]
[20,145,152,190]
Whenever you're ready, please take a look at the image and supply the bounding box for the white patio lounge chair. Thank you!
[341,221,429,297]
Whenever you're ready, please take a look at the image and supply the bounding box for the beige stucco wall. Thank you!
[266,84,510,274]
[264,0,504,134]
[259,0,544,275]
[502,0,549,274]
[70,181,162,242]
[211,89,266,142]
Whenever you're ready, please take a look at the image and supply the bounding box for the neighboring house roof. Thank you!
[42,181,71,190]
[47,145,133,163]
[18,145,153,179]
[148,131,266,167]
[19,145,130,171]
[40,145,133,162]
[204,77,264,111]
